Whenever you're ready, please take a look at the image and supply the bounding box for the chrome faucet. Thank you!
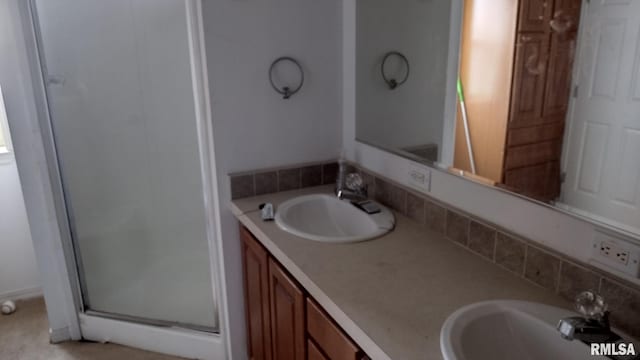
[557,291,627,355]
[336,172,368,201]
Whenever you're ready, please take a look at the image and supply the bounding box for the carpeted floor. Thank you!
[0,297,185,360]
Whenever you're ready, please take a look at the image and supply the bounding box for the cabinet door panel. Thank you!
[518,0,552,32]
[269,257,305,360]
[241,227,272,360]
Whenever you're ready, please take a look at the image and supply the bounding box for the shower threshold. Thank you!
[84,309,218,334]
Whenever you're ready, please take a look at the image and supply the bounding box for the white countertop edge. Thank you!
[233,205,393,360]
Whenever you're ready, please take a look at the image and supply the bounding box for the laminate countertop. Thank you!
[231,185,570,360]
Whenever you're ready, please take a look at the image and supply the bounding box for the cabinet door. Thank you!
[241,227,272,360]
[269,257,305,360]
[509,32,549,128]
[518,0,553,32]
[307,299,363,360]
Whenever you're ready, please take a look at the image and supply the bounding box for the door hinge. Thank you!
[572,85,579,98]
[560,171,567,183]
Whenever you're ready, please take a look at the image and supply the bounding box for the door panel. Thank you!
[509,33,549,128]
[241,227,272,360]
[503,161,561,200]
[542,32,577,120]
[562,0,640,233]
[518,0,553,32]
[268,258,305,360]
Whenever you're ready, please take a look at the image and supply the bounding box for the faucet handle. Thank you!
[345,173,365,191]
[575,291,608,321]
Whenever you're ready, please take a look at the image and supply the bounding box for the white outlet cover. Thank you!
[407,163,431,193]
[592,230,640,278]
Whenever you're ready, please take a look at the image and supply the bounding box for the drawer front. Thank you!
[307,339,329,360]
[306,299,361,360]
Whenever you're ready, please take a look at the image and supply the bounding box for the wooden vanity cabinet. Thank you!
[268,257,305,360]
[241,226,272,360]
[240,226,368,360]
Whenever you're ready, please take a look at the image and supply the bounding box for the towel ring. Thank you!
[269,57,304,99]
[381,51,410,90]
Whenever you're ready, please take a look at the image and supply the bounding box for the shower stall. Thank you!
[27,0,223,357]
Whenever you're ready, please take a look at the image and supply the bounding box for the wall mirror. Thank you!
[356,0,640,238]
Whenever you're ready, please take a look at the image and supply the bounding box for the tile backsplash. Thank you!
[229,161,338,200]
[229,160,640,338]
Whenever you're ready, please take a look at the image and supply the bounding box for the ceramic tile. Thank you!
[494,232,526,274]
[600,279,640,339]
[468,221,496,260]
[558,262,600,302]
[524,246,560,291]
[446,210,469,245]
[255,171,278,195]
[278,168,301,191]
[230,174,254,199]
[374,178,406,214]
[424,200,446,234]
[406,192,425,224]
[301,165,322,187]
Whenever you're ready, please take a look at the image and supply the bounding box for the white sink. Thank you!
[274,194,394,243]
[441,300,637,360]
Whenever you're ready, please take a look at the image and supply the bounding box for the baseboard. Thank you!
[0,286,42,303]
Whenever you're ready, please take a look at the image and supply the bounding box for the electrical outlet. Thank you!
[407,163,431,192]
[598,240,630,265]
[592,230,640,278]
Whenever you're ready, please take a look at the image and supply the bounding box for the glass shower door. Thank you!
[33,0,217,330]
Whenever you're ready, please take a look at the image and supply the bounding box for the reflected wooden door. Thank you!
[502,0,581,201]
[562,0,640,233]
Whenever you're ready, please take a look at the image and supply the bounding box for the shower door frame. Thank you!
[24,0,227,356]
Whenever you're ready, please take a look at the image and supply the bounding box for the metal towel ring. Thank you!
[381,51,410,90]
[269,57,304,99]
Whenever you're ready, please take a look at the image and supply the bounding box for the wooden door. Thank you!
[502,0,582,201]
[241,227,272,360]
[268,257,305,360]
[518,0,553,32]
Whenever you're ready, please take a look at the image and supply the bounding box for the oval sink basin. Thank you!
[441,300,637,360]
[274,194,394,243]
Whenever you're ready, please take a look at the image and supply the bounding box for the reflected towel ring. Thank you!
[381,51,410,90]
[269,57,304,99]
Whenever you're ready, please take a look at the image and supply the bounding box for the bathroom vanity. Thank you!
[232,185,575,360]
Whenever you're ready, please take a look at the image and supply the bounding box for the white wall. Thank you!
[0,156,40,301]
[202,0,343,357]
[343,0,640,286]
[356,0,450,153]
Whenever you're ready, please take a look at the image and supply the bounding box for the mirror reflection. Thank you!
[356,0,451,163]
[356,0,640,236]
